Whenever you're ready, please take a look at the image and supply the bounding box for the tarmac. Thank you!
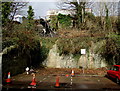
[2,73,120,91]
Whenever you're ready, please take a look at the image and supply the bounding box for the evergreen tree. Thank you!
[58,0,86,29]
[2,2,11,26]
[105,4,111,30]
[27,6,34,28]
[27,6,34,21]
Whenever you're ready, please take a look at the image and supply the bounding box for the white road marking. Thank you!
[39,75,51,83]
[39,81,42,82]
[71,81,72,85]
[43,78,46,80]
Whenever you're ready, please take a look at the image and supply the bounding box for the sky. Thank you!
[20,2,58,19]
[29,2,58,19]
[18,0,119,19]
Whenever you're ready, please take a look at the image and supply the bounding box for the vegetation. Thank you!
[2,2,11,26]
[104,34,120,65]
[27,6,34,20]
[27,6,34,28]
[2,1,120,78]
[2,2,27,29]
[2,20,41,77]
[49,15,58,30]
[57,37,91,55]
[57,13,72,29]
[58,0,86,28]
[2,4,40,77]
[105,4,111,30]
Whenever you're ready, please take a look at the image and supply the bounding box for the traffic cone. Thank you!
[55,76,60,88]
[6,72,11,83]
[71,70,75,77]
[65,74,69,77]
[30,74,36,86]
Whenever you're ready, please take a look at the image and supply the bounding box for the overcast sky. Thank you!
[29,2,58,19]
[20,1,58,19]
[19,0,119,19]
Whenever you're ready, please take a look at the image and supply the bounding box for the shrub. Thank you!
[2,20,41,77]
[57,13,72,29]
[100,34,120,65]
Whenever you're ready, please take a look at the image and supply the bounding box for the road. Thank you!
[2,73,120,91]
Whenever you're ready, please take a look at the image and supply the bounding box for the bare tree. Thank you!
[91,2,118,31]
[5,2,28,30]
[10,2,28,21]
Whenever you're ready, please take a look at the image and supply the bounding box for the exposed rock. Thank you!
[43,40,107,68]
[43,44,78,68]
[78,40,107,68]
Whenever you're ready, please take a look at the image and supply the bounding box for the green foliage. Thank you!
[39,45,49,61]
[57,13,72,28]
[49,15,58,30]
[108,34,120,48]
[15,24,39,50]
[2,2,11,26]
[27,6,34,28]
[117,17,120,34]
[37,38,58,65]
[98,34,120,65]
[69,2,86,28]
[73,54,81,62]
[2,20,37,49]
[2,18,43,77]
[27,6,34,20]
[105,4,111,30]
[40,37,57,49]
[57,37,92,55]
[2,19,41,67]
[56,35,120,65]
[76,3,83,27]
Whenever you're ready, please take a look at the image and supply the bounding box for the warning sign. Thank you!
[81,49,86,54]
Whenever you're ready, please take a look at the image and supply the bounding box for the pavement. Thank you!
[2,73,120,91]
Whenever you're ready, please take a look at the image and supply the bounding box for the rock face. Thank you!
[43,40,107,68]
[43,44,78,68]
[78,40,107,68]
[78,53,107,69]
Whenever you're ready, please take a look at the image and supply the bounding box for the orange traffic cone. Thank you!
[6,72,11,83]
[55,76,60,88]
[71,70,75,77]
[65,74,69,77]
[30,73,36,86]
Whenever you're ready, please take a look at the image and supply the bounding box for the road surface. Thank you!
[2,73,120,91]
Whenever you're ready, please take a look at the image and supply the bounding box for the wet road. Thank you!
[2,74,120,91]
